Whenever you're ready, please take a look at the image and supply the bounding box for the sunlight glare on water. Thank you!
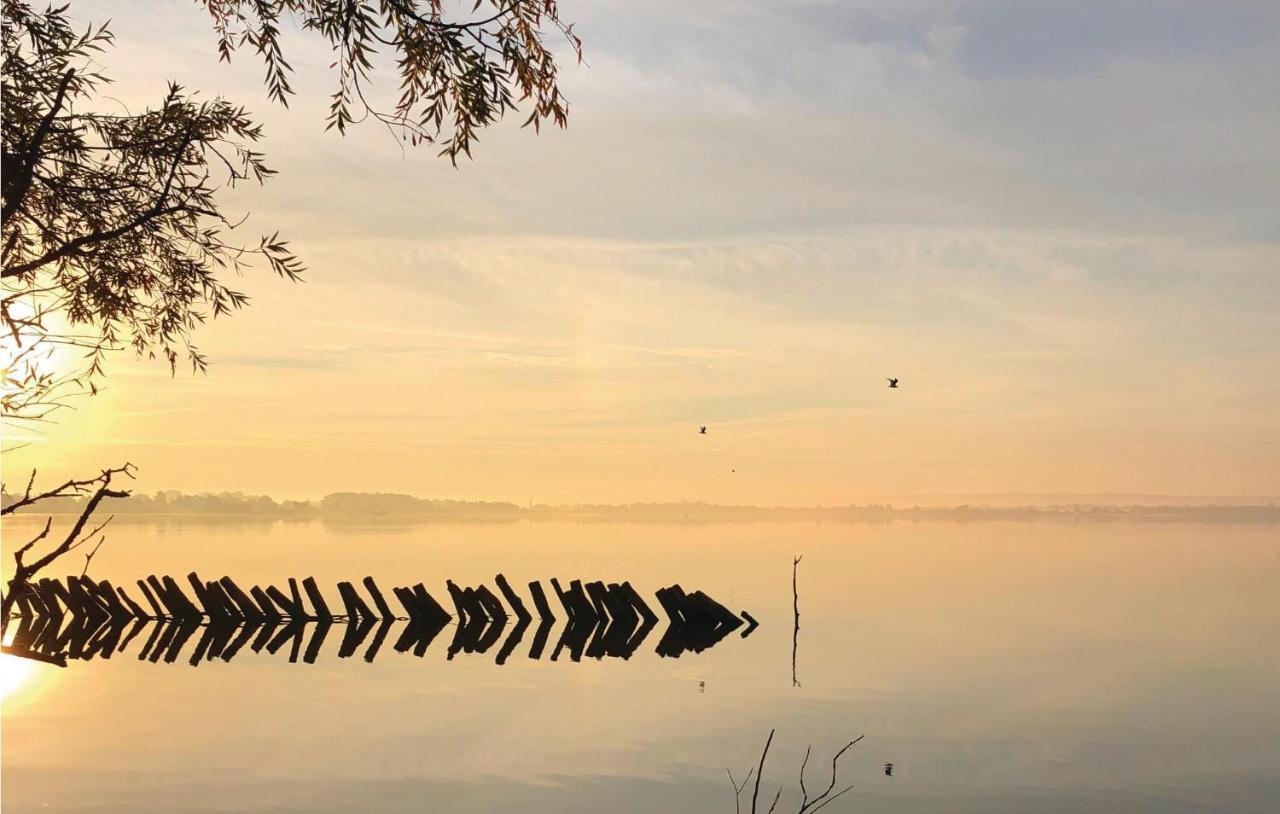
[0,654,40,704]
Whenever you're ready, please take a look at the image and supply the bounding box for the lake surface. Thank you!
[3,518,1279,813]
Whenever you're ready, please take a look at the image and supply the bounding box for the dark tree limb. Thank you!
[1,464,134,629]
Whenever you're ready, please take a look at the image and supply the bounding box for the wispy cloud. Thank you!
[13,0,1277,500]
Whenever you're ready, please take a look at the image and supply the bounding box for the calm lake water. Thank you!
[3,518,1279,813]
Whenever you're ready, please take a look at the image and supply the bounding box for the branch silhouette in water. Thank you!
[728,729,865,813]
[792,555,802,688]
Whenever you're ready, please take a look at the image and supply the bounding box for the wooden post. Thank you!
[550,577,575,620]
[361,577,395,621]
[445,579,470,624]
[289,578,307,618]
[219,576,266,622]
[265,584,302,619]
[38,579,68,618]
[93,579,131,622]
[336,581,373,621]
[584,581,610,623]
[617,581,658,625]
[473,585,508,622]
[160,576,200,619]
[393,586,421,621]
[411,583,451,624]
[187,572,217,616]
[66,576,107,623]
[494,574,531,622]
[250,586,283,623]
[137,579,167,619]
[203,579,242,620]
[301,577,331,619]
[115,585,149,619]
[527,580,555,621]
[567,580,598,623]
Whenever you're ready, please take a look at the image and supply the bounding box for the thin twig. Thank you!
[751,729,775,814]
[792,555,802,688]
[79,535,107,577]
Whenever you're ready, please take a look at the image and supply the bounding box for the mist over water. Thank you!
[4,518,1278,813]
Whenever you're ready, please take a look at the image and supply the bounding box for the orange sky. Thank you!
[4,1,1279,503]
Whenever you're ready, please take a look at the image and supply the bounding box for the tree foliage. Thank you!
[201,0,582,161]
[1,0,581,421]
[1,1,302,419]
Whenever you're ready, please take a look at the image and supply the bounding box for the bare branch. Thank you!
[727,732,865,814]
[767,786,784,814]
[79,534,107,577]
[796,736,864,814]
[2,464,134,516]
[751,729,775,814]
[1,68,76,222]
[1,463,134,628]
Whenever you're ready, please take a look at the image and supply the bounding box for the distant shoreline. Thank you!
[3,491,1277,525]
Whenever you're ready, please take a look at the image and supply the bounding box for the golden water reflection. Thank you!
[2,518,1279,813]
[0,653,43,704]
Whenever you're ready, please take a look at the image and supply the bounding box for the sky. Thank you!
[5,0,1279,504]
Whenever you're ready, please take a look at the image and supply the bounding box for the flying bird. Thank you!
[886,378,899,389]
[699,426,707,434]
[884,763,894,777]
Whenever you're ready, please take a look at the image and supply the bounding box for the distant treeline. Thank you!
[0,490,522,518]
[2,490,1277,523]
[529,502,1280,523]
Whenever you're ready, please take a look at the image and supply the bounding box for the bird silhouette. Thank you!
[886,378,899,389]
[699,426,707,434]
[884,763,894,777]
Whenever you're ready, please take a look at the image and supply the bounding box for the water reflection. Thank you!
[4,519,1279,814]
[0,653,39,700]
[5,614,757,668]
[3,572,758,668]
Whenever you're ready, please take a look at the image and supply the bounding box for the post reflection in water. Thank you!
[1,571,759,669]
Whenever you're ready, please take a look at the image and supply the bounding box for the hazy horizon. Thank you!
[6,485,1277,512]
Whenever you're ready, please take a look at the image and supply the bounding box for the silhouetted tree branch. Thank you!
[199,0,583,163]
[0,463,134,628]
[728,730,864,814]
[2,1,303,419]
[3,0,581,421]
